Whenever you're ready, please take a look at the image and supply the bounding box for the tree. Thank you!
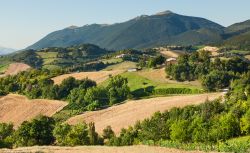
[102,126,115,140]
[65,123,90,146]
[170,119,190,142]
[240,109,250,135]
[88,122,103,145]
[107,75,130,105]
[0,123,14,148]
[58,77,79,99]
[14,116,55,146]
[84,87,108,110]
[53,124,71,146]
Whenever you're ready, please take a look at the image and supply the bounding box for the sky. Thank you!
[0,0,250,49]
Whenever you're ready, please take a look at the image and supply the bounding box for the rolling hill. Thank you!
[27,11,225,50]
[223,20,250,49]
[11,44,111,69]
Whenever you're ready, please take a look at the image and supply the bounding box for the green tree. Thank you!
[65,123,89,146]
[0,123,14,148]
[14,116,55,147]
[53,123,71,146]
[170,119,190,142]
[240,109,250,135]
[102,126,115,140]
[107,75,130,105]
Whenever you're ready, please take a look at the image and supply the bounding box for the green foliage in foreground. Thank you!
[165,51,249,91]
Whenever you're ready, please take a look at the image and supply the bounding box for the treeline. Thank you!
[0,116,104,148]
[165,51,249,91]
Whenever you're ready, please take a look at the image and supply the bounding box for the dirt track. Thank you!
[52,70,124,85]
[0,145,215,153]
[67,93,222,134]
[0,63,30,77]
[0,94,67,127]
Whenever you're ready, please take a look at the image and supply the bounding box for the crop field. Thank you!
[100,70,202,93]
[67,93,222,134]
[229,50,250,55]
[156,47,185,58]
[101,57,123,64]
[136,68,202,87]
[52,70,124,85]
[0,94,67,128]
[0,63,30,77]
[103,61,137,71]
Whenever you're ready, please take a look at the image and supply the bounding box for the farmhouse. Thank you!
[128,68,138,72]
[115,54,127,58]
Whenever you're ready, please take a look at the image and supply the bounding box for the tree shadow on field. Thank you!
[132,86,155,99]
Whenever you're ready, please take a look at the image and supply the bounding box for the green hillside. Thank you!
[27,11,224,50]
[11,44,111,70]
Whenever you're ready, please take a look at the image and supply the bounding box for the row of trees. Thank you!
[165,51,249,91]
[0,116,108,148]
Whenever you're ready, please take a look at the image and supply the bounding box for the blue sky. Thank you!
[0,0,250,49]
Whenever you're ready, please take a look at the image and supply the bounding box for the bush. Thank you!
[153,88,202,95]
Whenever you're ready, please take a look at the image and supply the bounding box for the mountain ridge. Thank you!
[27,11,225,50]
[0,46,16,55]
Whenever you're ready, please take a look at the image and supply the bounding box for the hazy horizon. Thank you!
[1,0,250,49]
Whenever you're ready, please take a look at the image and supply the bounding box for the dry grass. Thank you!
[201,46,219,56]
[103,61,137,71]
[67,93,222,134]
[0,94,67,128]
[0,145,215,153]
[0,63,30,77]
[52,70,124,85]
[156,47,185,58]
[245,55,250,60]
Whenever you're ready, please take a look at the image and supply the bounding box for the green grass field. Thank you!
[101,58,123,64]
[0,58,11,74]
[101,71,203,94]
[37,52,59,69]
[103,61,137,71]
[229,50,250,55]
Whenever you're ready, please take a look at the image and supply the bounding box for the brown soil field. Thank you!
[201,46,219,56]
[0,94,67,128]
[0,145,216,153]
[67,93,222,134]
[52,70,124,85]
[0,63,30,77]
[156,47,185,58]
[136,68,201,86]
[245,55,250,60]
